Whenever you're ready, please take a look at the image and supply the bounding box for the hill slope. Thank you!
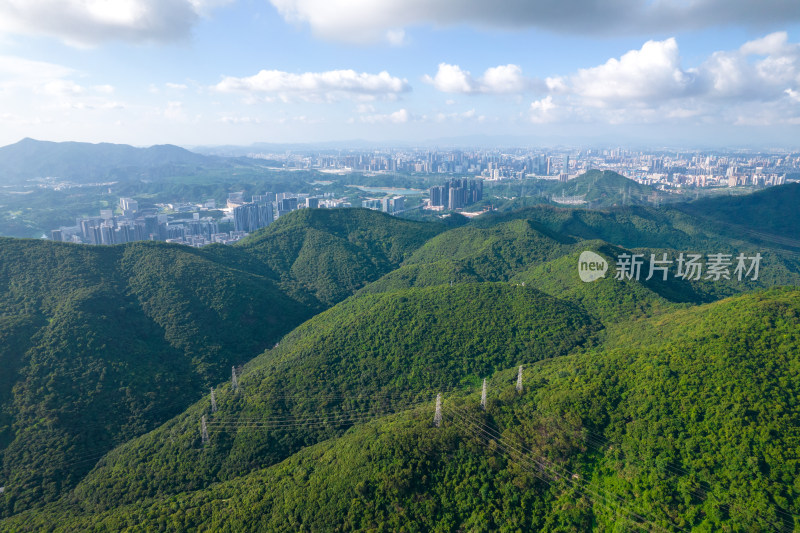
[60,283,599,511]
[546,169,661,207]
[359,218,575,294]
[227,208,445,306]
[677,182,800,248]
[0,189,799,528]
[0,208,443,515]
[4,288,799,531]
[0,239,311,516]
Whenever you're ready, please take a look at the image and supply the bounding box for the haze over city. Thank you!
[1,0,800,147]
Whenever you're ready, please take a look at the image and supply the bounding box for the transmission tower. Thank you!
[210,387,217,413]
[481,378,487,411]
[231,366,239,392]
[516,365,523,393]
[433,393,442,428]
[201,415,209,445]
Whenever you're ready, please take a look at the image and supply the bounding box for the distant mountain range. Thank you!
[0,138,225,183]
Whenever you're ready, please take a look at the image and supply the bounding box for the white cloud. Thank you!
[0,55,74,91]
[387,108,410,123]
[692,32,800,100]
[434,108,478,122]
[0,54,121,114]
[38,79,86,96]
[0,0,230,46]
[214,69,410,102]
[537,33,800,126]
[360,108,410,124]
[481,64,529,93]
[164,101,185,120]
[268,0,800,44]
[529,96,557,123]
[166,82,188,90]
[385,29,406,46]
[545,77,568,93]
[423,63,539,94]
[423,64,474,93]
[220,115,262,124]
[571,38,695,105]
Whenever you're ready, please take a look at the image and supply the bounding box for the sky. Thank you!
[1,0,800,148]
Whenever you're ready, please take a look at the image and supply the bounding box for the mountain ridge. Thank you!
[0,138,219,183]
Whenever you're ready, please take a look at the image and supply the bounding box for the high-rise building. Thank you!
[448,187,466,209]
[362,199,382,210]
[279,197,298,212]
[252,193,275,203]
[100,223,114,245]
[429,178,482,210]
[119,198,138,213]
[305,197,319,209]
[144,215,159,239]
[390,196,404,213]
[234,201,274,232]
[429,185,447,207]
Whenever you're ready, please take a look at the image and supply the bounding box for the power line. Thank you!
[444,403,662,532]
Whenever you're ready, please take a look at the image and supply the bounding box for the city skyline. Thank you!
[1,1,800,147]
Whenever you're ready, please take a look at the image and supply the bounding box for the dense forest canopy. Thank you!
[0,184,799,531]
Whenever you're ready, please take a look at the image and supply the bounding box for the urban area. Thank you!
[48,147,796,247]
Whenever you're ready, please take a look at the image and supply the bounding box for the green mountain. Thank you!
[0,208,440,516]
[58,283,599,511]
[677,182,800,249]
[360,218,575,294]
[510,243,691,324]
[230,208,444,307]
[1,187,800,530]
[0,239,311,515]
[4,288,799,531]
[364,202,800,314]
[0,138,218,183]
[545,170,661,207]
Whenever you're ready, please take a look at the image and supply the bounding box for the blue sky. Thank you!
[1,0,799,147]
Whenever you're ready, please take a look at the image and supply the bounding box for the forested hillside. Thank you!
[4,288,798,531]
[1,185,800,530]
[0,208,442,516]
[0,239,311,516]
[56,283,599,511]
[546,169,661,206]
[230,208,445,306]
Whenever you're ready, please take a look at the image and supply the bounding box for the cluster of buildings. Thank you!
[250,148,568,178]
[428,178,484,210]
[361,196,405,214]
[49,189,362,248]
[245,147,798,191]
[227,191,352,233]
[49,197,239,247]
